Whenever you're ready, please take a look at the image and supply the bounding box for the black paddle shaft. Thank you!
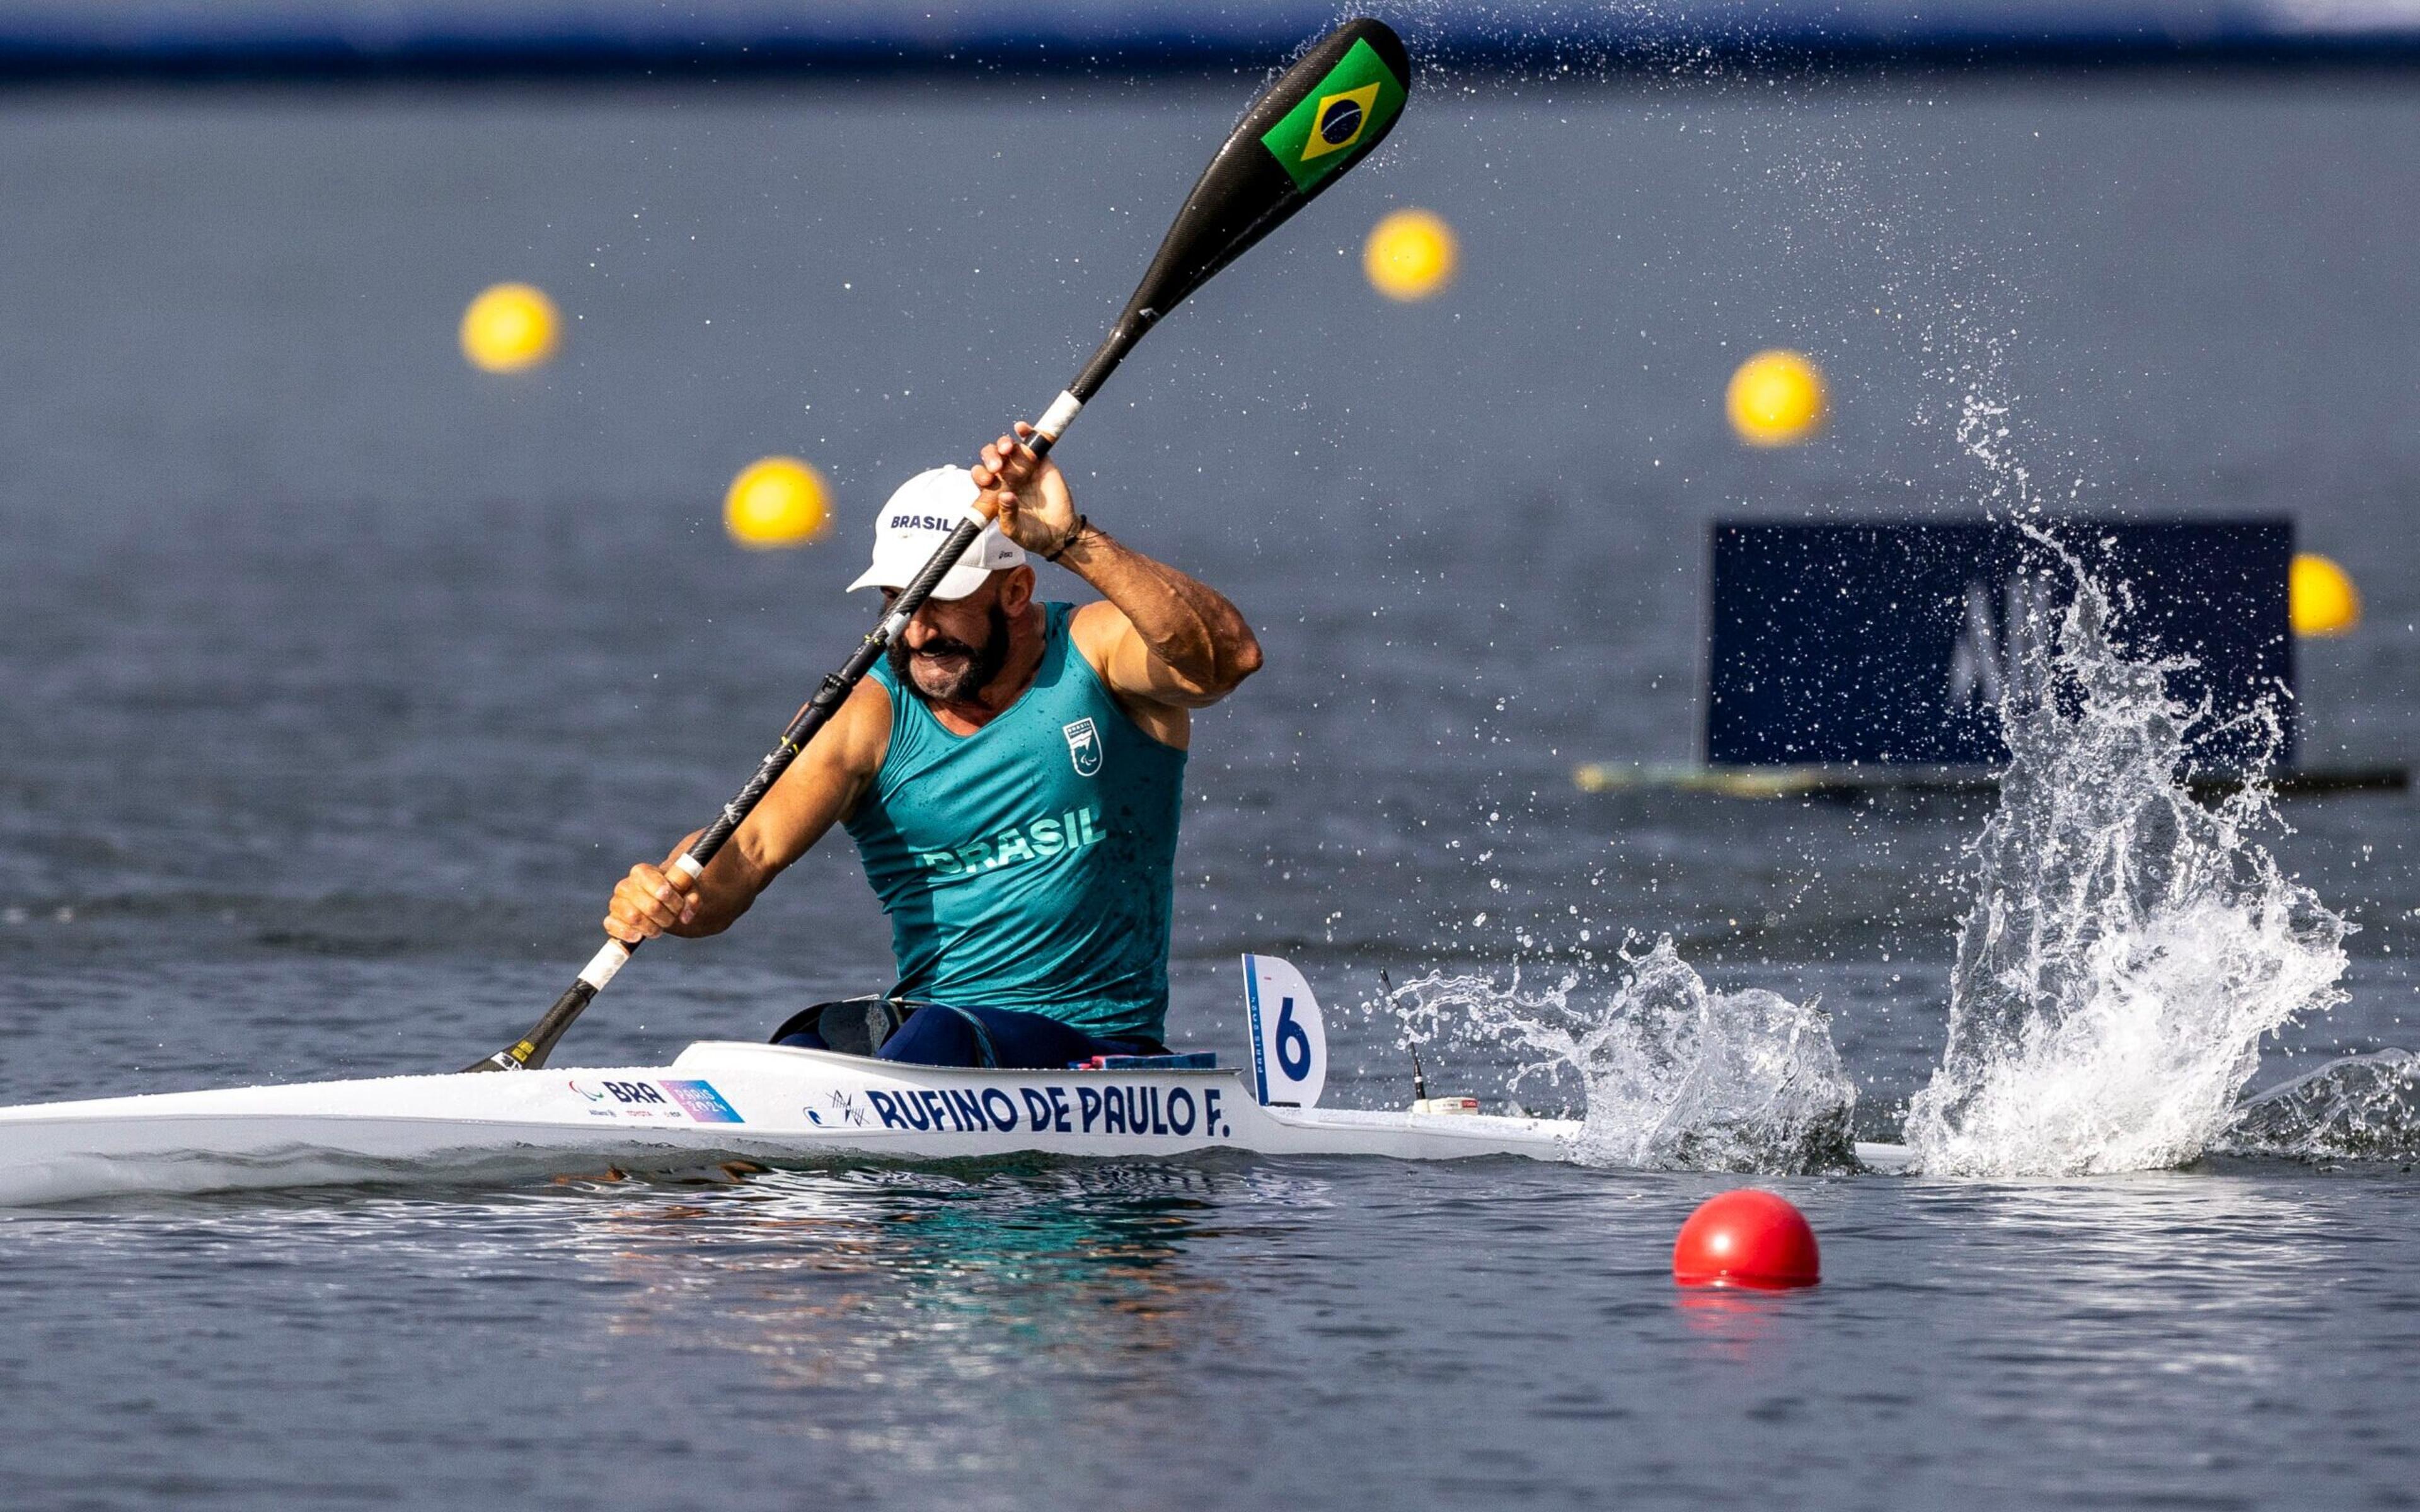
[463,442,1035,1072]
[463,430,1077,1073]
[465,17,1410,1073]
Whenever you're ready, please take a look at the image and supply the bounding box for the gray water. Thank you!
[4,71,2420,1508]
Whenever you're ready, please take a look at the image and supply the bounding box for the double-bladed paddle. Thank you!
[468,16,1412,1072]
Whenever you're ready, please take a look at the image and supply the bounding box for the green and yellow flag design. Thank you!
[1259,38,1407,193]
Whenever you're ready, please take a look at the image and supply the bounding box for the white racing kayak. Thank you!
[0,957,1910,1203]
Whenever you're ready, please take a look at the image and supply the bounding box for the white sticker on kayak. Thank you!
[563,1078,743,1124]
[1242,954,1327,1108]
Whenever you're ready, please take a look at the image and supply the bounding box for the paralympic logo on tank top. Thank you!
[915,806,1105,876]
[1063,718,1103,776]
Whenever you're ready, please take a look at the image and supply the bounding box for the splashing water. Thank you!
[1904,566,2349,1176]
[1386,938,1858,1174]
[2218,1051,2420,1163]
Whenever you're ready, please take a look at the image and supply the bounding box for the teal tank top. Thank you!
[844,601,1188,1041]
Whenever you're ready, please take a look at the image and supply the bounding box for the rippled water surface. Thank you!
[4,72,2420,1508]
[8,1165,2420,1508]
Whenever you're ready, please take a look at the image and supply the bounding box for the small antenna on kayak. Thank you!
[1380,968,1428,1102]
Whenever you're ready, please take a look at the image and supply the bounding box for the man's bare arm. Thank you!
[604,679,892,942]
[974,426,1264,709]
[1059,525,1262,708]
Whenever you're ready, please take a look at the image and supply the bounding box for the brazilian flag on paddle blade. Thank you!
[1260,37,1409,193]
[1086,19,1409,376]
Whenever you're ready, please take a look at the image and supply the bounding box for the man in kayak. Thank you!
[602,424,1262,1068]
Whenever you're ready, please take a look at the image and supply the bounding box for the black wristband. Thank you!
[1044,515,1090,563]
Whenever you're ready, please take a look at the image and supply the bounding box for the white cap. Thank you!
[844,466,1027,600]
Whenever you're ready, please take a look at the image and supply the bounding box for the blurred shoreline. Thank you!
[4,0,2420,82]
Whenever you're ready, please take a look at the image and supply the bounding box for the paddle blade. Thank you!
[1068,16,1411,399]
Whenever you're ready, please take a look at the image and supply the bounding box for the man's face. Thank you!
[886,578,1010,704]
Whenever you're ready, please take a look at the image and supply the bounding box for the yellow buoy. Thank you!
[1363,208,1458,302]
[459,283,560,374]
[1726,349,1827,447]
[2290,552,2361,637]
[724,456,832,549]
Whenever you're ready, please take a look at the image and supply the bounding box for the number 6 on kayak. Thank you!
[468,18,1413,1071]
[1243,954,1330,1109]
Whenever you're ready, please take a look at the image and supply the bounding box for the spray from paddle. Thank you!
[1901,536,2351,1176]
[1381,939,1860,1174]
[2220,1050,2420,1161]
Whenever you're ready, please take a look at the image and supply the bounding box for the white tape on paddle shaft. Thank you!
[670,853,705,881]
[1034,390,1083,442]
[1240,953,1328,1108]
[578,939,633,992]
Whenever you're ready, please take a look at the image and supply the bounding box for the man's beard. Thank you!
[889,602,1011,705]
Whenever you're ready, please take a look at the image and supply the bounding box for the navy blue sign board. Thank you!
[1703,520,2294,770]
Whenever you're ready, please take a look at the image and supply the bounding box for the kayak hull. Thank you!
[0,1041,1913,1203]
[0,1041,1569,1203]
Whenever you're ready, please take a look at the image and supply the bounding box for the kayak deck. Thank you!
[0,1041,1911,1203]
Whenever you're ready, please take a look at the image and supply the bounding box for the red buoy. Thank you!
[1672,1189,1820,1289]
